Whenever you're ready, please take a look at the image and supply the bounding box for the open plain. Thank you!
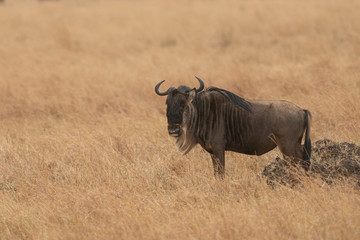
[0,0,359,239]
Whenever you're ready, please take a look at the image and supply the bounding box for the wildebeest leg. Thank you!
[277,136,309,170]
[210,149,225,179]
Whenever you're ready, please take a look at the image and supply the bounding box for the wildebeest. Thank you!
[155,76,311,178]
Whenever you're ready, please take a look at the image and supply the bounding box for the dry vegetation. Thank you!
[0,0,359,239]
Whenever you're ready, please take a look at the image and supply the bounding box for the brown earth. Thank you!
[263,139,360,188]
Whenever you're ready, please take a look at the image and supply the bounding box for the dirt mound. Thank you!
[263,139,360,188]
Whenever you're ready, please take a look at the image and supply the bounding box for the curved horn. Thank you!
[155,80,172,96]
[194,76,205,92]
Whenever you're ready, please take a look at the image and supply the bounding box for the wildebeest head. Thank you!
[155,76,204,137]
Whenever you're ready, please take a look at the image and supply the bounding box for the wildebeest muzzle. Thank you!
[168,124,182,137]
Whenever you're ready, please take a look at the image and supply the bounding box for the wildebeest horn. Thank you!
[155,80,173,96]
[194,76,205,92]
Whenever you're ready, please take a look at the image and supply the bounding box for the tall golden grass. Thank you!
[0,0,359,239]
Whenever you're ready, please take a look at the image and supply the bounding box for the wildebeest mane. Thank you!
[194,87,252,112]
[177,86,252,154]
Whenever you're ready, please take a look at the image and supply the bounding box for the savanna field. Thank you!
[0,0,359,239]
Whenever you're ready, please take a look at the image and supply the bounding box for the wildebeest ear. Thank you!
[186,88,196,103]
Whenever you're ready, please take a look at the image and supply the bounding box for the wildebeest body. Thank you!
[155,77,311,178]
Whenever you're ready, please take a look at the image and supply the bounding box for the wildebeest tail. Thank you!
[302,110,312,170]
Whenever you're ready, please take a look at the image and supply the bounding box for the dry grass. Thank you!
[0,0,359,239]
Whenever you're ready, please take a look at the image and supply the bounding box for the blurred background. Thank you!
[0,0,359,140]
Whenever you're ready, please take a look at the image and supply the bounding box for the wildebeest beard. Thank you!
[175,87,253,154]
